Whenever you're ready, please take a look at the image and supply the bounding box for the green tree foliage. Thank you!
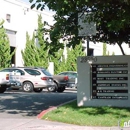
[21,32,40,66]
[36,14,49,68]
[103,43,107,56]
[0,20,14,69]
[103,43,115,56]
[66,42,85,71]
[112,52,115,55]
[30,0,130,55]
[50,48,66,74]
[50,42,85,74]
[22,15,49,68]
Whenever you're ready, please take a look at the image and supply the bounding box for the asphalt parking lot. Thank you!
[0,89,77,118]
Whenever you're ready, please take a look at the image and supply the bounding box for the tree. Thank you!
[103,43,107,56]
[30,0,130,55]
[66,42,86,71]
[36,14,49,68]
[112,52,115,55]
[50,48,66,74]
[21,32,40,66]
[0,20,14,68]
[22,15,50,68]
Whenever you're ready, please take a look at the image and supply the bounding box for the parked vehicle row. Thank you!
[0,67,70,93]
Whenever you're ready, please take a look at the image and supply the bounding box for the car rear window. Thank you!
[41,69,52,76]
[58,73,67,76]
[24,69,41,75]
[58,72,77,78]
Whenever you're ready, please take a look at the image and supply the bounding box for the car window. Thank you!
[24,69,41,75]
[13,69,25,75]
[41,69,52,76]
[0,69,12,72]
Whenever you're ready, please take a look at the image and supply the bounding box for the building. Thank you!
[0,0,55,67]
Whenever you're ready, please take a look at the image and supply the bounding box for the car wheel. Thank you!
[57,86,65,93]
[22,81,33,92]
[0,86,6,93]
[47,82,57,92]
[33,88,43,93]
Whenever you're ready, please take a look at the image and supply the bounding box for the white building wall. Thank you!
[82,41,103,56]
[0,0,55,67]
[107,43,130,55]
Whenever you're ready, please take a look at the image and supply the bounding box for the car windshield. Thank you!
[41,69,52,76]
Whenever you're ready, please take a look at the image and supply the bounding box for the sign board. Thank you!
[77,56,130,107]
[78,13,96,36]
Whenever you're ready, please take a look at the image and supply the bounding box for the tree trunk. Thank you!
[118,43,125,55]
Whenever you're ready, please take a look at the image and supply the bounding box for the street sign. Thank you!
[78,13,96,37]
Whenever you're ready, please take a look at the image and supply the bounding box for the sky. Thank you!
[21,0,54,14]
[21,0,30,4]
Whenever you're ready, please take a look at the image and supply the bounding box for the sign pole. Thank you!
[87,36,89,56]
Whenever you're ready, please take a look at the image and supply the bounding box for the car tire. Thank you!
[0,86,6,93]
[47,82,57,92]
[57,86,65,93]
[33,88,43,93]
[22,81,34,92]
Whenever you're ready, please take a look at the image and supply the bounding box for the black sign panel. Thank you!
[92,96,128,100]
[91,63,128,100]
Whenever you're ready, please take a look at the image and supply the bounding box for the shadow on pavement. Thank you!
[0,90,77,118]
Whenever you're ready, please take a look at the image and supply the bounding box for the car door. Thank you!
[11,69,24,82]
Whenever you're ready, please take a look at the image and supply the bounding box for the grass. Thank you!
[42,100,130,127]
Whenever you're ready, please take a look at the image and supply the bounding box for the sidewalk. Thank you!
[0,118,121,130]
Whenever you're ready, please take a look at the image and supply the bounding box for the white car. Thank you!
[0,72,22,93]
[0,67,55,92]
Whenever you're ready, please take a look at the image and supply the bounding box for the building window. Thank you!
[6,14,11,23]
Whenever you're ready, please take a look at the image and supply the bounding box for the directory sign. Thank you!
[91,63,128,100]
[77,56,130,107]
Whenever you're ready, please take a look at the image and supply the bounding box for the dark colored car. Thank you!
[58,71,78,89]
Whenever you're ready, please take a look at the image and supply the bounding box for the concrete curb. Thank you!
[37,99,76,119]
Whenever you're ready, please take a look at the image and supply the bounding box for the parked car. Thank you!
[34,67,69,93]
[0,67,55,92]
[0,71,22,93]
[58,71,78,89]
[52,74,69,92]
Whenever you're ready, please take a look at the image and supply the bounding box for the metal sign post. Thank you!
[87,36,89,56]
[78,13,96,56]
